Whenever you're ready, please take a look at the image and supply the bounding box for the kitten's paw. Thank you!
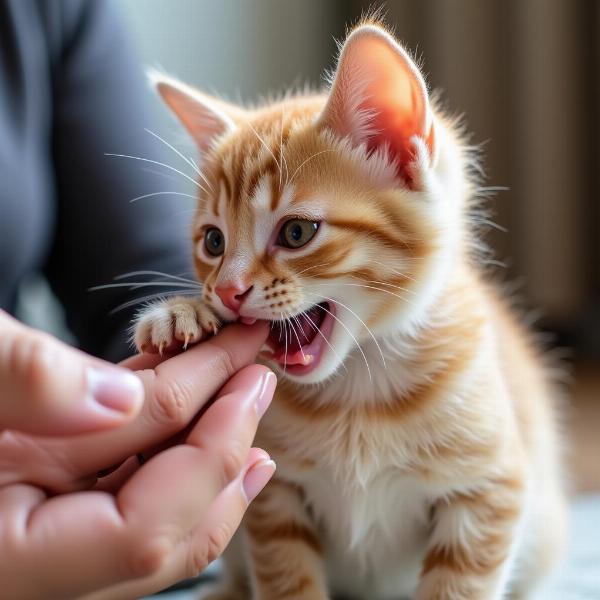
[133,296,220,354]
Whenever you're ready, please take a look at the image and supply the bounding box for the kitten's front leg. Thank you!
[133,296,220,354]
[244,478,329,600]
[416,471,524,600]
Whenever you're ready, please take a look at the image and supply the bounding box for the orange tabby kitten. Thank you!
[135,20,566,600]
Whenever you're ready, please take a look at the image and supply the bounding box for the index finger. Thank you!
[3,322,269,491]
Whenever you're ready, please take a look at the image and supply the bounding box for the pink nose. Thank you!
[215,284,253,313]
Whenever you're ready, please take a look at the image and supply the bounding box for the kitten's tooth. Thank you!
[303,354,314,365]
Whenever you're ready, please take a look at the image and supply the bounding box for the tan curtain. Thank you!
[345,0,597,332]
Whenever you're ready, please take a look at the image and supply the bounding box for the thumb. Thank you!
[0,311,144,435]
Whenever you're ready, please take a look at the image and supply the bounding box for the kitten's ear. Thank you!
[149,71,242,153]
[318,24,435,186]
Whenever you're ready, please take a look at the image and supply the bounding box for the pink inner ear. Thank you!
[353,37,434,185]
[156,82,231,154]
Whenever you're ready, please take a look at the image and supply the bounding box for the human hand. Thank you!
[0,310,276,599]
[0,309,145,435]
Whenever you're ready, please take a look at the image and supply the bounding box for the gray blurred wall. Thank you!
[119,0,341,101]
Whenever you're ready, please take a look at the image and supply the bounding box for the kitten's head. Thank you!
[153,22,470,384]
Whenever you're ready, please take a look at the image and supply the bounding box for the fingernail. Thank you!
[87,367,144,414]
[242,458,276,502]
[255,371,276,418]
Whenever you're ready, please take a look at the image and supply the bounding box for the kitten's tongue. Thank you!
[266,303,327,366]
[239,317,257,325]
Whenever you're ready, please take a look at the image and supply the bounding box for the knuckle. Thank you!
[128,535,174,579]
[0,430,83,492]
[0,431,33,484]
[150,378,192,429]
[9,333,55,401]
[219,440,246,486]
[210,346,237,382]
[188,522,232,576]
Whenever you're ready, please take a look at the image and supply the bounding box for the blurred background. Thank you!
[18,0,599,492]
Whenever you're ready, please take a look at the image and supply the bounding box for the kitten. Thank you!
[135,19,566,600]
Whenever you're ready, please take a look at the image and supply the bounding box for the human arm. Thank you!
[42,0,195,360]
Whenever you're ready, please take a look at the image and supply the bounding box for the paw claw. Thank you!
[133,296,221,354]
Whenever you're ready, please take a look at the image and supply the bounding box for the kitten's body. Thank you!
[136,21,566,600]
[243,274,564,600]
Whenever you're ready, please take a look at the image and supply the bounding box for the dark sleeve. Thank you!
[43,0,195,361]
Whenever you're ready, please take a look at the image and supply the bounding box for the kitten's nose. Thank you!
[215,284,253,313]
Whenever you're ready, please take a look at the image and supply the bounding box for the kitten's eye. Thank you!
[204,227,225,256]
[278,219,319,249]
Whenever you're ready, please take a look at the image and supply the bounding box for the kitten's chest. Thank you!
[263,405,432,568]
[303,460,430,597]
[260,391,438,596]
[306,463,431,548]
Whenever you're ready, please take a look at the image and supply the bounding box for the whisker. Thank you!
[305,292,386,369]
[110,290,199,314]
[318,303,372,381]
[189,156,213,191]
[281,313,288,373]
[366,259,418,283]
[325,306,372,381]
[483,258,507,268]
[115,271,200,285]
[89,281,201,291]
[141,167,182,185]
[301,310,347,373]
[105,153,208,194]
[312,282,417,308]
[294,262,332,277]
[289,149,334,185]
[476,185,510,195]
[290,313,308,343]
[130,191,198,203]
[360,279,418,297]
[288,316,307,363]
[473,217,508,233]
[144,128,214,192]
[127,281,201,291]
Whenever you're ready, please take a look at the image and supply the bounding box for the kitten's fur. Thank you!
[135,19,566,600]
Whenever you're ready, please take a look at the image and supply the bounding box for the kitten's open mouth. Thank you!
[261,302,334,375]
